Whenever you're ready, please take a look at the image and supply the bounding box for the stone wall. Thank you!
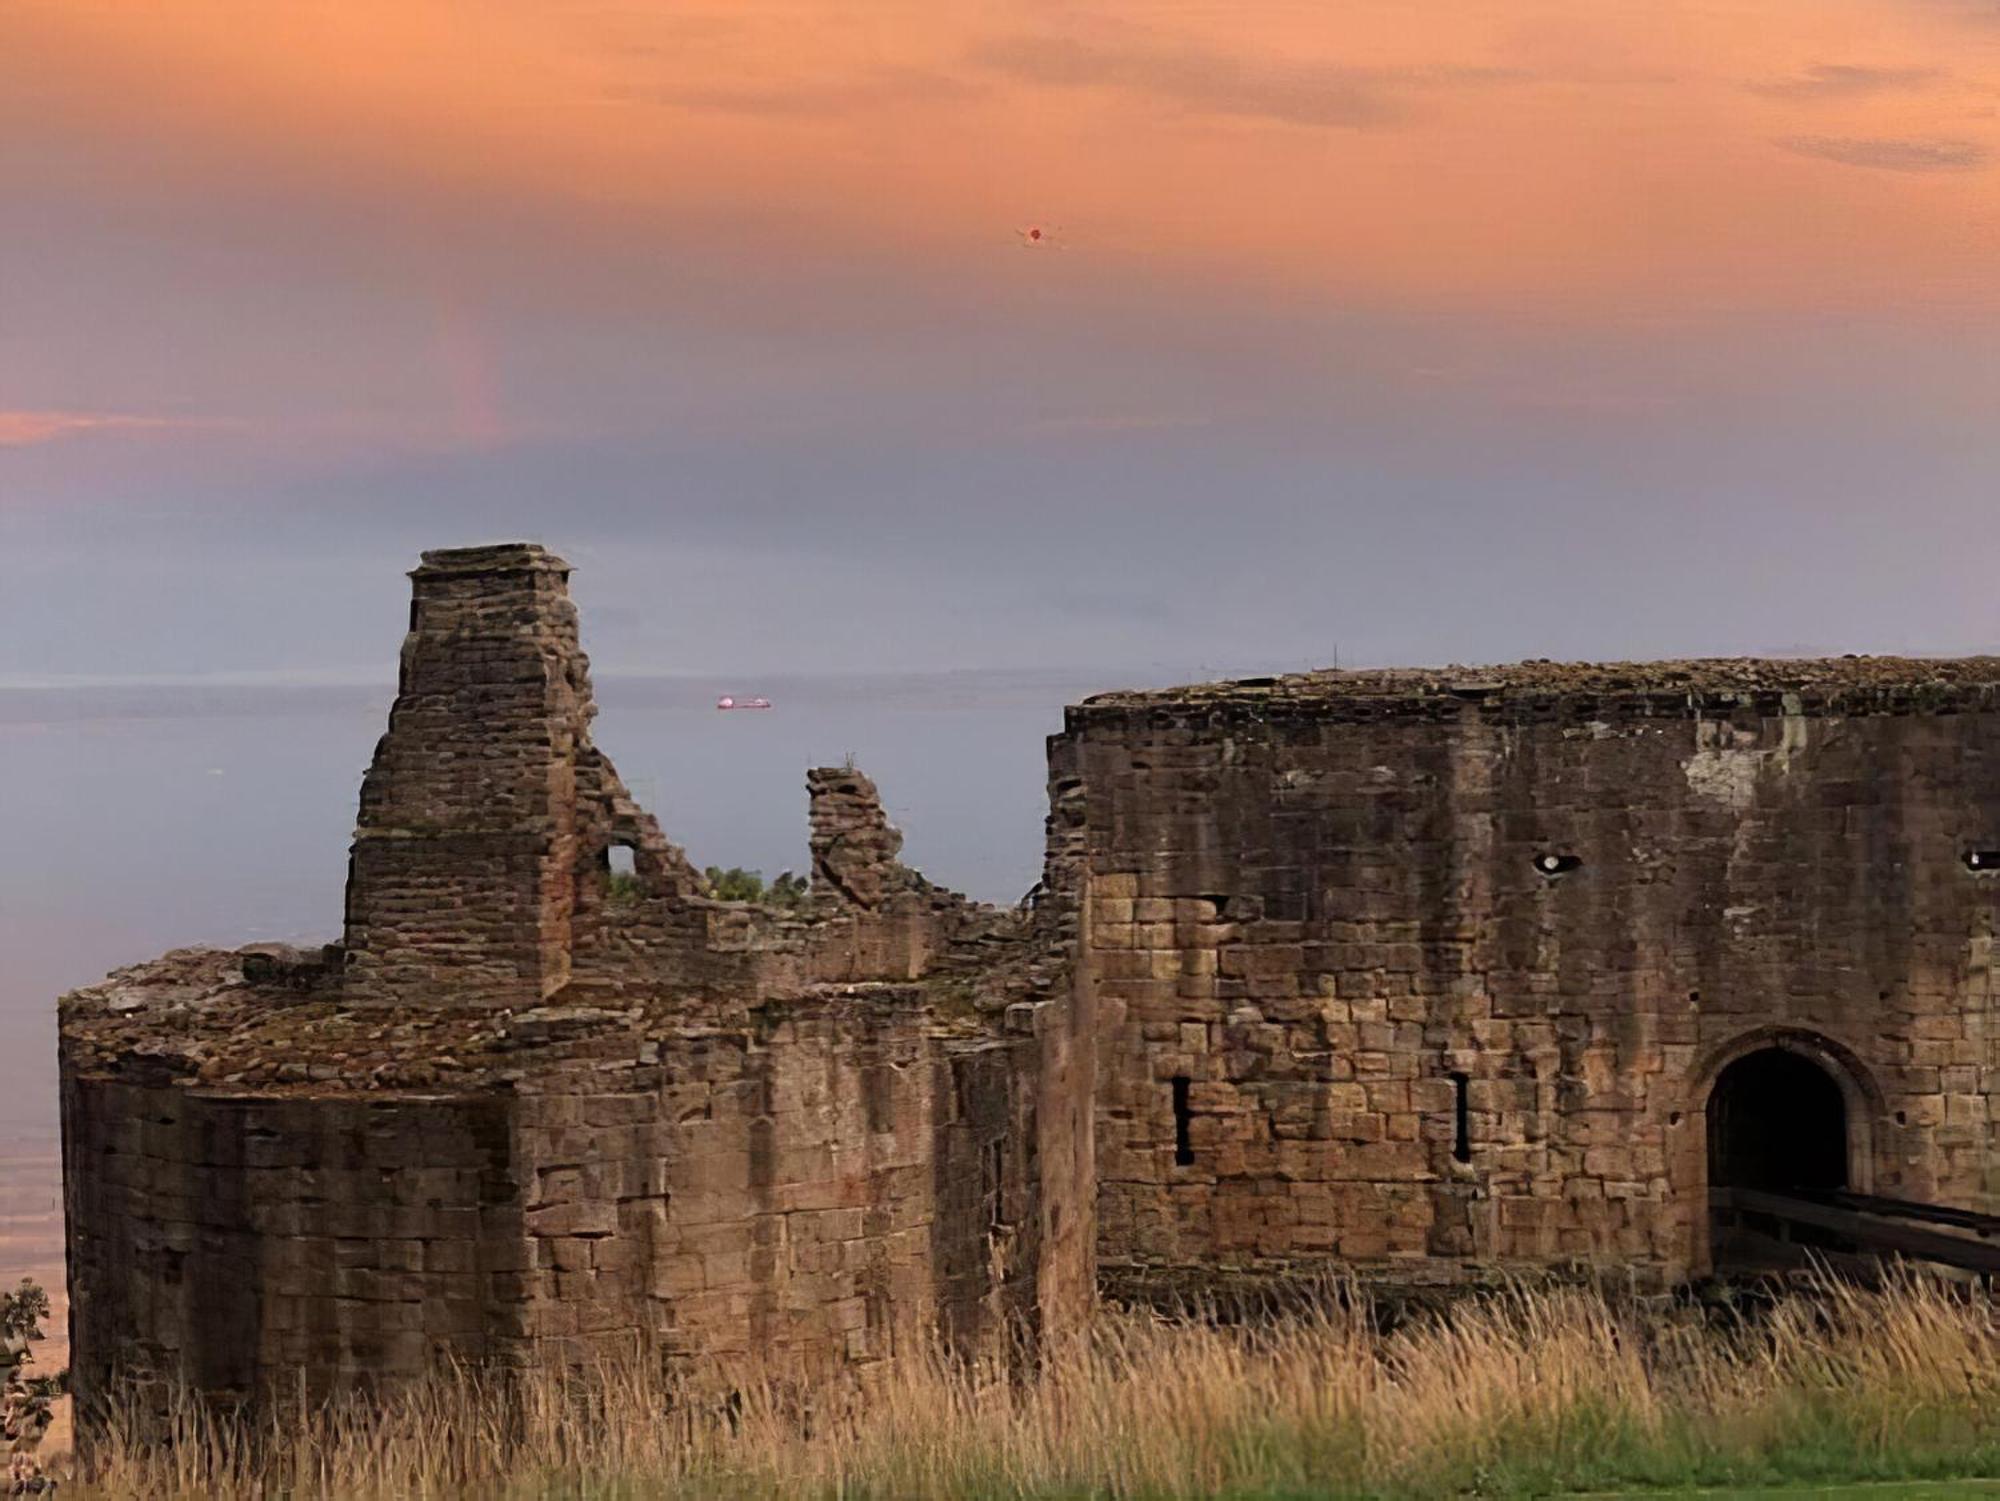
[61,1074,520,1413]
[343,545,597,1009]
[1063,661,2000,1284]
[504,993,1075,1377]
[808,766,914,912]
[343,545,1022,1013]
[79,534,2000,1425]
[61,542,1091,1427]
[59,960,1086,1418]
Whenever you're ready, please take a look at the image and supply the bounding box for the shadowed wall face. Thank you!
[59,1082,522,1412]
[57,1007,1078,1414]
[1063,667,2000,1283]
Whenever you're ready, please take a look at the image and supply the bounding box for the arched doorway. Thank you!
[1706,1045,1851,1267]
[1708,1048,1848,1196]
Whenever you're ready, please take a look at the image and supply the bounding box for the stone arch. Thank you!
[1678,1026,1884,1274]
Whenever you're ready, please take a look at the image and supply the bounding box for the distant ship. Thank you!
[716,695,773,710]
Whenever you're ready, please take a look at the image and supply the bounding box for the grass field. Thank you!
[52,1270,2000,1499]
[1587,1487,2000,1498]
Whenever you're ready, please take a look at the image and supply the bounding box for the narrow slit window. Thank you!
[1171,1076,1195,1166]
[1449,1072,1471,1164]
[987,1140,1006,1232]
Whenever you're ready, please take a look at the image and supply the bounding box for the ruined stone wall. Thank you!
[505,993,1076,1377]
[1064,664,2000,1283]
[344,545,596,1008]
[341,546,996,1011]
[60,1075,524,1413]
[799,765,943,982]
[59,975,1084,1415]
[62,540,1091,1425]
[808,766,914,911]
[564,763,1032,1000]
[343,544,748,1010]
[799,766,1032,986]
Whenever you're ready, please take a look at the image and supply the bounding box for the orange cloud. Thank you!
[0,412,201,448]
[1749,64,1944,99]
[4,0,1999,318]
[1779,135,1989,171]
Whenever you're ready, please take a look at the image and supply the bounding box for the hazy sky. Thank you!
[6,0,2000,683]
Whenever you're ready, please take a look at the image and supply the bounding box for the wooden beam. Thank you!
[1712,1188,2000,1275]
[1814,1189,2000,1238]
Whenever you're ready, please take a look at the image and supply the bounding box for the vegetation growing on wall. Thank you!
[703,866,809,909]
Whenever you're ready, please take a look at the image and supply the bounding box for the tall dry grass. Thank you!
[66,1270,2000,1499]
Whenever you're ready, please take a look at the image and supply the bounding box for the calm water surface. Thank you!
[0,667,1167,1143]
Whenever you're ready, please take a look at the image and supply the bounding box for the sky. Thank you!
[5,0,2000,684]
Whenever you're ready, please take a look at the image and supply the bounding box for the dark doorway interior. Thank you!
[1707,1046,1850,1265]
[1708,1048,1848,1194]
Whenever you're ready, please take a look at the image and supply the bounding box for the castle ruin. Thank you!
[60,546,1092,1412]
[59,543,2000,1419]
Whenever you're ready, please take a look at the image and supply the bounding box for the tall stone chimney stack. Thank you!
[342,543,592,1007]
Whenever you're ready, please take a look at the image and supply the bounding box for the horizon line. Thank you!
[2,643,1993,696]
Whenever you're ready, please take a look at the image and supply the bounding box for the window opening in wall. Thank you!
[1449,1072,1471,1163]
[605,842,641,903]
[1534,852,1582,877]
[1171,1076,1195,1166]
[1965,851,2000,872]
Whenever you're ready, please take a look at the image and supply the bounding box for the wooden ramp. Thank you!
[1712,1186,2000,1276]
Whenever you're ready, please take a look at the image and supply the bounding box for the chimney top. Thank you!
[413,542,570,579]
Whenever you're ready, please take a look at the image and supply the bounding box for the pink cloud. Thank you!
[0,411,206,448]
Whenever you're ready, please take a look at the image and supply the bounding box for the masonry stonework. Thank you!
[1060,664,2000,1289]
[59,543,2000,1428]
[60,545,1090,1425]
